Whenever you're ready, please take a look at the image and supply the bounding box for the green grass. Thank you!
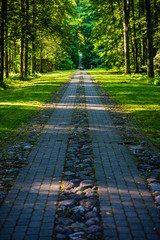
[0,70,74,150]
[88,69,160,149]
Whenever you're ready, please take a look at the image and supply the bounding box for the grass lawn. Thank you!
[0,70,74,151]
[88,69,160,150]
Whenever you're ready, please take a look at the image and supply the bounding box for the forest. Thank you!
[0,0,160,88]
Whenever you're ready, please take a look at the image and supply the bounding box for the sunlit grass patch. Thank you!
[89,69,160,149]
[0,70,74,150]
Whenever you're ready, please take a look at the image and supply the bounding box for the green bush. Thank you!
[154,52,160,74]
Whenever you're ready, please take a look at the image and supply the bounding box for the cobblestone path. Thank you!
[0,71,160,240]
[0,73,79,240]
[84,72,160,240]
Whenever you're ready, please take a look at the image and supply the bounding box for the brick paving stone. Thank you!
[84,71,160,240]
[25,235,38,240]
[26,228,40,235]
[39,229,53,237]
[0,72,80,239]
[39,237,52,240]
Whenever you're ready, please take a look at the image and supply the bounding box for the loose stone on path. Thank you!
[53,74,103,240]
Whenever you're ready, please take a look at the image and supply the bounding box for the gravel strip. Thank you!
[53,74,104,240]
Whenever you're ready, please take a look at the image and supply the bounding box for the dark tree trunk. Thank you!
[20,0,24,79]
[145,0,154,78]
[138,0,143,69]
[5,0,9,79]
[20,38,24,78]
[131,0,139,73]
[0,0,6,85]
[122,0,131,74]
[31,0,36,74]
[24,0,29,77]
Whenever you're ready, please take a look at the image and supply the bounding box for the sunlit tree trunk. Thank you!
[5,31,9,78]
[31,41,36,74]
[40,44,43,73]
[122,0,131,74]
[145,0,154,78]
[13,39,16,72]
[143,37,147,66]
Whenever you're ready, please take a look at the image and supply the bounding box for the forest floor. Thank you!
[0,70,160,240]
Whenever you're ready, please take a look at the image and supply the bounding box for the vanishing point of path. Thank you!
[0,71,160,240]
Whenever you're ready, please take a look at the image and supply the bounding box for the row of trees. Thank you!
[0,0,159,87]
[0,0,75,86]
[88,0,160,77]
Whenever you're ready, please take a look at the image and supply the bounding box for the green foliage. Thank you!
[154,51,160,75]
[88,0,160,74]
[56,57,75,70]
[1,0,76,77]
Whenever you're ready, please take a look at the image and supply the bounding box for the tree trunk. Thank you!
[131,0,139,73]
[31,0,36,74]
[31,41,36,74]
[122,0,131,74]
[20,0,24,79]
[5,34,9,78]
[143,37,147,66]
[24,40,28,77]
[0,0,6,85]
[40,44,43,73]
[13,39,16,72]
[145,0,154,78]
[24,0,29,77]
[4,0,9,78]
[20,38,24,78]
[138,0,143,69]
[130,32,135,66]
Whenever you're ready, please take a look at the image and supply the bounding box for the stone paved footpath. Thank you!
[84,72,160,240]
[0,71,160,240]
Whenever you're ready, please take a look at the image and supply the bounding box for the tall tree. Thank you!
[31,0,36,74]
[24,0,29,77]
[145,0,154,77]
[5,0,9,78]
[122,0,131,74]
[0,0,7,85]
[20,0,25,79]
[131,0,139,73]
